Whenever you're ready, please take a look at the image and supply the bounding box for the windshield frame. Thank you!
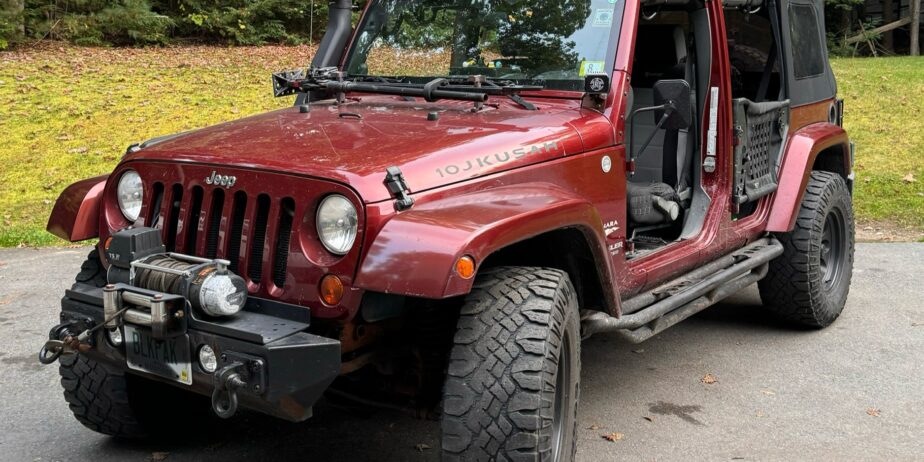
[340,0,626,96]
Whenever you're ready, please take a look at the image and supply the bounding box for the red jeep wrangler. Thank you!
[42,0,854,459]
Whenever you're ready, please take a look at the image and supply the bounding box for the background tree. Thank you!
[0,0,24,49]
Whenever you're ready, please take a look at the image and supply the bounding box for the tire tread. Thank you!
[441,266,579,461]
[759,171,855,327]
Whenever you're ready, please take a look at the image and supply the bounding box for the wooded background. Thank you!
[0,0,921,54]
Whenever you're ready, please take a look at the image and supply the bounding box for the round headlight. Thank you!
[116,170,143,222]
[317,195,358,255]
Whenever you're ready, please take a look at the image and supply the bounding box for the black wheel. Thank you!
[759,171,855,327]
[441,267,580,461]
[59,249,210,438]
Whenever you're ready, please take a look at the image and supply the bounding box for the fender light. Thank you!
[455,256,476,279]
[320,274,344,305]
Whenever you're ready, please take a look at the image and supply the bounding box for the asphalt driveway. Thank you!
[0,243,921,461]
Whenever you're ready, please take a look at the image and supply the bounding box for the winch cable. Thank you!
[134,256,199,294]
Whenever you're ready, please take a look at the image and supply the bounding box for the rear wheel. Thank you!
[60,249,210,438]
[759,171,855,327]
[441,267,580,461]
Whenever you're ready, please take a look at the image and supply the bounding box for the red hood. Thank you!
[129,96,614,203]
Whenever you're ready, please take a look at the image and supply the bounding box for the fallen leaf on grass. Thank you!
[601,432,624,442]
[902,173,916,183]
[414,444,431,452]
[866,408,880,417]
[151,452,169,461]
[701,374,718,385]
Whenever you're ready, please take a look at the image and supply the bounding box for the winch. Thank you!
[39,228,249,365]
[104,227,248,327]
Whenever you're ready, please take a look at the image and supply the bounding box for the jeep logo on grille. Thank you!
[205,171,237,188]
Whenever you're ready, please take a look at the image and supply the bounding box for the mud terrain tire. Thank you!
[759,171,855,327]
[441,267,580,462]
[60,249,207,438]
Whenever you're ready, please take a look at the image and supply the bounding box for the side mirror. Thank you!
[627,79,694,174]
[653,79,692,130]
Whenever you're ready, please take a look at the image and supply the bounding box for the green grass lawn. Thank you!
[0,47,922,247]
[830,57,924,234]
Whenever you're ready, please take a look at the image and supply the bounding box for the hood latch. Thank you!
[384,166,415,212]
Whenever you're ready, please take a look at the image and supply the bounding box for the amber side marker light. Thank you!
[455,256,476,279]
[320,274,344,305]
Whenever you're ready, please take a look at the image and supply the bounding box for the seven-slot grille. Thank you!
[147,182,295,290]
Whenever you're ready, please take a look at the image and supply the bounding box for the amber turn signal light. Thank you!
[455,256,476,279]
[319,274,344,306]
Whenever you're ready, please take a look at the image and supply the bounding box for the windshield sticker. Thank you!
[593,9,614,27]
[580,60,606,76]
[435,142,562,178]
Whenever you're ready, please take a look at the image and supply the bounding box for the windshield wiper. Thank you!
[273,68,543,110]
[442,76,543,110]
[273,68,488,104]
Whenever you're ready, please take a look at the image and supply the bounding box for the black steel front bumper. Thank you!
[59,282,340,422]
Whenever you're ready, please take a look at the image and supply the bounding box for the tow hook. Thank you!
[211,361,247,419]
[210,352,267,419]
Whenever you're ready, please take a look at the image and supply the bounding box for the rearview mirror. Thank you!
[653,79,692,130]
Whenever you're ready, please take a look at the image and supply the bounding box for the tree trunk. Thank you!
[2,0,25,35]
[883,0,895,51]
[912,0,921,56]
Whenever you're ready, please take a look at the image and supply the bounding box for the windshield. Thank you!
[345,0,623,91]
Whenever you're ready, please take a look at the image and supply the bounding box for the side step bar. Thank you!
[581,237,783,343]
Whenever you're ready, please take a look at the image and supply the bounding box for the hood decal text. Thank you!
[435,142,562,178]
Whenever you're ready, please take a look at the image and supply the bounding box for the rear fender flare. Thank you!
[767,123,850,232]
[46,175,109,242]
[355,183,621,315]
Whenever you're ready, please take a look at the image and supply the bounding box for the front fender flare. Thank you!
[46,175,108,242]
[766,123,850,232]
[355,183,620,314]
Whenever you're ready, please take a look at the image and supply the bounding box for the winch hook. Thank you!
[38,321,89,365]
[211,361,246,419]
[38,308,129,366]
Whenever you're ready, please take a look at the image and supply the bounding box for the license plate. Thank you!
[125,325,192,385]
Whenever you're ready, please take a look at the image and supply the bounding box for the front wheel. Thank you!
[759,171,855,327]
[441,267,581,461]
